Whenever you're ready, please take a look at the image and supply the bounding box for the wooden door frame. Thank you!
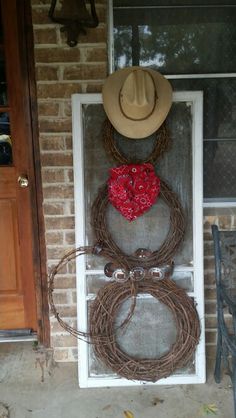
[9,0,50,346]
[24,1,50,347]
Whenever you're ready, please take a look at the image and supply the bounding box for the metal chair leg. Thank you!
[214,328,222,384]
[232,355,236,418]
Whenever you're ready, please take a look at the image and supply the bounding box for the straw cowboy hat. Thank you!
[102,66,172,139]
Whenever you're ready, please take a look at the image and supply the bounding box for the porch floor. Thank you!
[0,342,234,418]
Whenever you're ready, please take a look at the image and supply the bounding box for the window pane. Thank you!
[204,140,236,199]
[113,6,236,73]
[0,8,7,105]
[0,50,7,106]
[0,6,3,44]
[171,78,236,140]
[114,1,236,6]
[0,112,12,165]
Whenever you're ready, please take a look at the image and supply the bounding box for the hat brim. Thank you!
[102,66,173,139]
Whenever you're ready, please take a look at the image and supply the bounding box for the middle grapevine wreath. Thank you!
[91,177,186,270]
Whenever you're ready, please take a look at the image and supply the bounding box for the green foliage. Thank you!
[202,404,218,415]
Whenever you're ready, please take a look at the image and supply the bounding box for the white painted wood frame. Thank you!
[72,92,205,388]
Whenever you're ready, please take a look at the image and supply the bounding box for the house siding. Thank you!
[31,0,235,366]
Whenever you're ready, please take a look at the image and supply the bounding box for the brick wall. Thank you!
[31,0,107,361]
[31,0,236,367]
[204,207,236,366]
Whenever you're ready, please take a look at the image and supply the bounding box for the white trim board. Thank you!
[72,92,205,388]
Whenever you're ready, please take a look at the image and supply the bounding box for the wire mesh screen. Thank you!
[82,102,193,270]
[88,297,195,377]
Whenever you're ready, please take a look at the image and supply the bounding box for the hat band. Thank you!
[118,90,158,122]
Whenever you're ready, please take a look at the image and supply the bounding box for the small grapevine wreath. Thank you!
[103,118,171,165]
[91,177,186,270]
[90,278,200,382]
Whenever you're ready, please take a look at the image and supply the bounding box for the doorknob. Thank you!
[18,175,29,188]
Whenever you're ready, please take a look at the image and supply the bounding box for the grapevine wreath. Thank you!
[103,118,171,165]
[90,177,186,270]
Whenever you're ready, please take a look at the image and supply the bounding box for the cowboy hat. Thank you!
[102,66,172,139]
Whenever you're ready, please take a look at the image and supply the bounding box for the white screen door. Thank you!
[72,91,205,388]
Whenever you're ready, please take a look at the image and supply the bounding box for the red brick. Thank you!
[60,25,106,44]
[204,287,216,300]
[38,101,60,117]
[205,302,216,315]
[204,257,215,270]
[65,231,75,245]
[204,231,213,241]
[204,241,214,257]
[65,137,72,150]
[54,276,76,289]
[32,0,51,5]
[206,345,216,358]
[204,271,216,286]
[65,169,74,182]
[53,305,77,317]
[68,261,76,274]
[63,102,71,117]
[70,201,74,214]
[45,216,75,230]
[46,231,64,245]
[96,6,106,23]
[205,331,216,344]
[51,319,77,333]
[36,66,59,81]
[72,291,77,304]
[85,47,107,62]
[47,246,73,260]
[40,136,66,151]
[205,316,217,329]
[48,262,67,275]
[43,202,66,215]
[32,7,52,24]
[52,292,69,304]
[37,82,82,99]
[42,169,65,183]
[43,185,74,199]
[85,83,104,93]
[39,117,72,133]
[63,63,106,80]
[41,152,73,166]
[33,28,57,44]
[35,47,81,63]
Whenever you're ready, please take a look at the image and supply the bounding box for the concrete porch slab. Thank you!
[0,342,234,418]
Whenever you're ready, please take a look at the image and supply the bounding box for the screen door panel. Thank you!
[72,92,205,387]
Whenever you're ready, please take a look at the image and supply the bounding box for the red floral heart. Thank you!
[108,163,161,222]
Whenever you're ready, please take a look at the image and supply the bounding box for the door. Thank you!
[0,1,38,331]
[72,92,205,387]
